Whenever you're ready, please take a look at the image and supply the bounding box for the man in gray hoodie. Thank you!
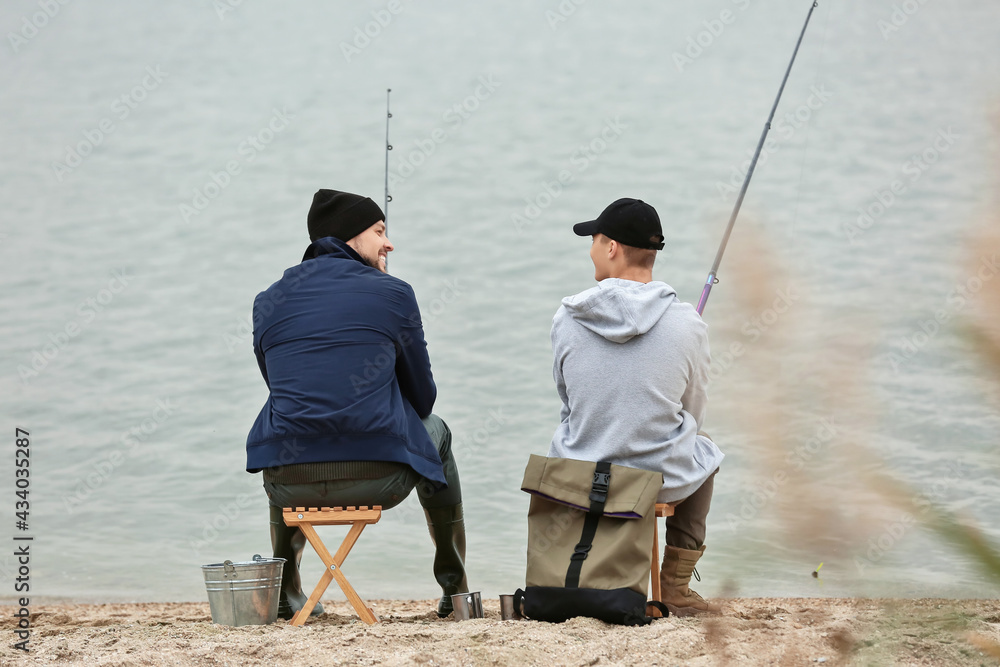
[549,198,724,616]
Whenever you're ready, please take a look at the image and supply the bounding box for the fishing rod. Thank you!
[695,0,819,316]
[384,88,393,228]
[383,88,393,270]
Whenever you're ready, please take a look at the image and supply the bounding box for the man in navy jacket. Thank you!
[247,189,468,619]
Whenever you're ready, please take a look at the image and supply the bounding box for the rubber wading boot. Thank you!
[424,504,469,617]
[269,506,324,620]
[659,545,721,617]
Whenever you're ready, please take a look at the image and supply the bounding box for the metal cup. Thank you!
[499,594,522,621]
[450,591,483,621]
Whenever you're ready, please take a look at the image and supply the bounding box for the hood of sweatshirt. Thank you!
[561,278,677,343]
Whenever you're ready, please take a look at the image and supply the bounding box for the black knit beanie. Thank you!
[307,189,385,242]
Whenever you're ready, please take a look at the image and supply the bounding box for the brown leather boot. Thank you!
[659,545,721,616]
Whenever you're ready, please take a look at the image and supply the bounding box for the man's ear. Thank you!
[606,239,619,260]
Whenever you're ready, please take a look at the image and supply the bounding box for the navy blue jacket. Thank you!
[246,237,445,485]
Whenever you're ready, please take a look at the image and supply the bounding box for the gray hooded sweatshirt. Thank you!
[548,278,724,503]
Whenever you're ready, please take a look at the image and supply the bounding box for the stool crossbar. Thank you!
[649,502,675,615]
[282,505,382,626]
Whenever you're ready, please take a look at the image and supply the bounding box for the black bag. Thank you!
[515,455,668,625]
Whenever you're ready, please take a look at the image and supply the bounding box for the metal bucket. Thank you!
[201,554,285,626]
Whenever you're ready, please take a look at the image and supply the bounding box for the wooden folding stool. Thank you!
[282,505,382,626]
[649,502,676,614]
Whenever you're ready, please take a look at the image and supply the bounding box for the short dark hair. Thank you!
[621,244,656,270]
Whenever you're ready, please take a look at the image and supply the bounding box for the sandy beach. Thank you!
[2,597,998,666]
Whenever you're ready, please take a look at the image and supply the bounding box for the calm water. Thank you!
[2,0,1000,603]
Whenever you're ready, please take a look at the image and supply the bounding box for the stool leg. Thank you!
[651,516,661,603]
[331,565,378,625]
[289,523,336,627]
[290,568,332,627]
[330,522,379,624]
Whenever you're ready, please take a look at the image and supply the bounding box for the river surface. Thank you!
[2,0,1000,603]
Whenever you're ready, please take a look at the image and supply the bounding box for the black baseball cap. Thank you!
[573,198,665,250]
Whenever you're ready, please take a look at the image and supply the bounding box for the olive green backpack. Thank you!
[515,454,668,625]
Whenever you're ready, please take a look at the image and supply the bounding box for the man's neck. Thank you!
[607,267,653,284]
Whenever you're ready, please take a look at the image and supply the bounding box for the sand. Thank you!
[1,597,998,666]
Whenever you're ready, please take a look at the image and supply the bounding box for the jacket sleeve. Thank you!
[679,321,710,428]
[394,285,437,419]
[251,299,270,389]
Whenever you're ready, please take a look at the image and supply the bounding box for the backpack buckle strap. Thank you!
[589,470,610,505]
[587,462,612,514]
[564,462,612,588]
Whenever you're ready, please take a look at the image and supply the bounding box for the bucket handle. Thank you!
[221,555,266,579]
